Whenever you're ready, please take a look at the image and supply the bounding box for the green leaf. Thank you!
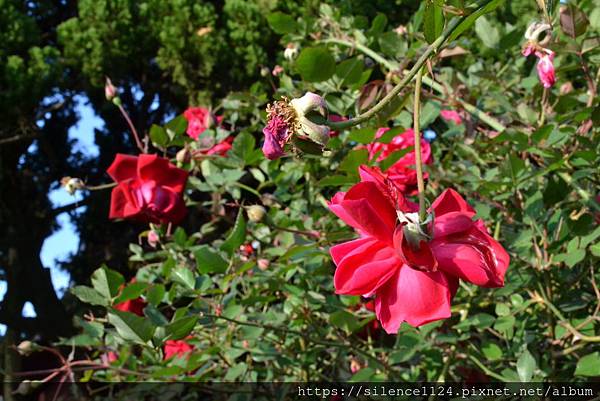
[146,284,165,306]
[195,245,228,274]
[296,47,335,82]
[339,149,369,175]
[335,57,363,86]
[149,124,169,147]
[329,310,361,333]
[224,363,247,381]
[70,286,108,306]
[231,131,256,164]
[165,316,198,340]
[350,367,375,382]
[108,309,155,344]
[165,114,188,137]
[575,352,600,377]
[482,343,503,361]
[424,1,445,44]
[91,266,124,300]
[220,209,247,256]
[113,282,147,305]
[449,0,504,42]
[474,16,499,48]
[266,12,297,34]
[516,350,536,382]
[171,267,195,290]
[348,128,376,144]
[495,303,511,317]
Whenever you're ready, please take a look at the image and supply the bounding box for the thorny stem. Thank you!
[85,182,117,191]
[413,67,427,221]
[325,15,465,130]
[117,104,145,153]
[321,2,507,133]
[578,52,597,107]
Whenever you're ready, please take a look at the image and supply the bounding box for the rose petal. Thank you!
[431,188,475,217]
[137,154,188,193]
[375,267,456,333]
[332,237,401,296]
[339,181,397,242]
[106,154,138,183]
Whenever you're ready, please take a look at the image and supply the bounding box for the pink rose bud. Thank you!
[257,258,270,271]
[536,50,556,88]
[105,77,117,101]
[272,65,284,76]
[350,359,362,374]
[147,230,160,248]
[440,109,463,125]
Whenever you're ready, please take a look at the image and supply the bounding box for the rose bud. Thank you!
[61,177,85,195]
[247,205,266,222]
[147,230,160,248]
[105,77,117,101]
[257,258,270,271]
[17,341,36,356]
[283,43,298,61]
[176,147,191,164]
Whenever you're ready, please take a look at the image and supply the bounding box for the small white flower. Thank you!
[284,43,299,61]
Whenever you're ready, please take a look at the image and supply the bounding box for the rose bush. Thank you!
[14,0,600,397]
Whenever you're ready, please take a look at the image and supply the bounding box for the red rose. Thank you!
[329,166,509,333]
[183,107,221,140]
[203,136,233,156]
[163,339,194,360]
[114,298,146,317]
[107,154,188,224]
[366,128,432,195]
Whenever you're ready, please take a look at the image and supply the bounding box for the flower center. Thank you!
[266,98,300,138]
[396,210,432,249]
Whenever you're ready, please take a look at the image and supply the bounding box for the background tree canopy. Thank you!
[2,0,600,398]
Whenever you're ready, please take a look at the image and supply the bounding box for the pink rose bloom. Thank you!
[367,128,432,165]
[536,50,556,88]
[440,110,462,125]
[366,128,432,195]
[328,166,509,333]
[183,107,220,140]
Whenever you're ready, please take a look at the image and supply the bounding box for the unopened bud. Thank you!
[15,380,42,395]
[105,77,117,101]
[257,258,270,271]
[17,340,36,356]
[260,67,270,77]
[247,205,266,222]
[147,230,159,248]
[284,43,299,61]
[272,65,284,76]
[60,177,85,195]
[176,147,191,164]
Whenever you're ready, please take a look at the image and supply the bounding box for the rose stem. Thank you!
[413,66,427,221]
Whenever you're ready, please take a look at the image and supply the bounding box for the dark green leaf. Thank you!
[296,47,336,82]
[266,12,297,34]
[195,245,228,274]
[220,209,247,256]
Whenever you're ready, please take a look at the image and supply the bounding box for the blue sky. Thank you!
[0,96,103,333]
